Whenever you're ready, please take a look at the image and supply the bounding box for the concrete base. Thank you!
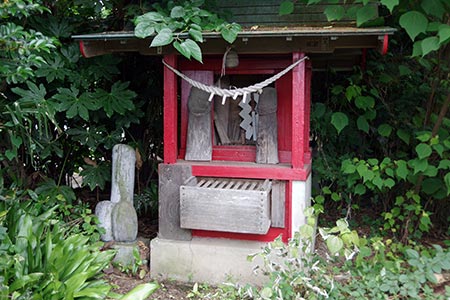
[150,237,267,285]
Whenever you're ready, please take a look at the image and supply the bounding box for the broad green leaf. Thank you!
[399,11,428,41]
[356,5,378,27]
[421,0,445,19]
[412,158,428,174]
[424,165,438,176]
[221,23,241,44]
[313,102,326,118]
[326,235,344,255]
[120,283,159,300]
[444,173,450,195]
[170,6,185,19]
[422,178,442,195]
[438,24,450,44]
[134,22,155,39]
[396,129,410,144]
[53,86,100,121]
[373,175,383,189]
[341,159,356,174]
[345,85,361,101]
[331,112,348,134]
[279,0,294,15]
[405,248,420,259]
[9,134,22,148]
[398,65,412,76]
[421,36,440,56]
[189,28,203,42]
[416,131,432,142]
[135,12,164,24]
[94,81,136,117]
[412,40,423,56]
[9,273,44,292]
[357,116,369,133]
[378,124,392,137]
[355,184,366,195]
[355,96,375,110]
[438,159,450,170]
[173,40,191,59]
[150,28,173,47]
[183,39,202,63]
[324,5,345,21]
[299,224,314,238]
[396,160,408,180]
[415,143,432,159]
[384,178,395,189]
[381,0,399,13]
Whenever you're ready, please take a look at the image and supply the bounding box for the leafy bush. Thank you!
[0,191,115,299]
[242,210,450,300]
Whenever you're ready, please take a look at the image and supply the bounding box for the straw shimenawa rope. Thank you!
[162,56,309,105]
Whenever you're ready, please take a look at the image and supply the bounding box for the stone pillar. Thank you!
[95,144,138,242]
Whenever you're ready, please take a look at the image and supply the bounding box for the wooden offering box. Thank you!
[180,178,272,234]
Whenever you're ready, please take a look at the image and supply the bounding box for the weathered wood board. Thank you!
[180,178,272,234]
[158,164,193,241]
[271,180,286,228]
[185,87,212,161]
[256,87,279,164]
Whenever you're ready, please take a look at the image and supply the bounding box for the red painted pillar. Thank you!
[304,60,312,163]
[163,54,178,164]
[291,52,306,169]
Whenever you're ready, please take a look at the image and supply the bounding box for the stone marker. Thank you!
[95,144,138,243]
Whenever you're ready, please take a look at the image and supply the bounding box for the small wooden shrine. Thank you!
[74,1,395,284]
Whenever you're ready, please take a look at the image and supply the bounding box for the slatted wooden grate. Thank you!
[180,177,272,234]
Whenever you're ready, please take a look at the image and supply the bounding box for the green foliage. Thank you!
[207,209,450,300]
[119,283,159,300]
[134,180,158,217]
[0,191,115,299]
[0,0,149,193]
[134,0,241,62]
[281,0,450,57]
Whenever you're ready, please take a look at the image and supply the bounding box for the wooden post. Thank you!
[163,54,178,164]
[256,87,279,164]
[304,60,312,163]
[213,76,231,145]
[185,87,212,161]
[291,52,306,169]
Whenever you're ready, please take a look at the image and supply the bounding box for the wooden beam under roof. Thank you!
[74,26,395,59]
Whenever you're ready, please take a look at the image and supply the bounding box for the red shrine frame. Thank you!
[163,52,312,242]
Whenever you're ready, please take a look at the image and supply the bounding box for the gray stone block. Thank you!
[95,200,116,241]
[112,200,138,242]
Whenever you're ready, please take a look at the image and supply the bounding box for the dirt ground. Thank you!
[103,217,194,299]
[103,212,450,299]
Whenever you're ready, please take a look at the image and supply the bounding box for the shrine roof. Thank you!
[73,26,395,61]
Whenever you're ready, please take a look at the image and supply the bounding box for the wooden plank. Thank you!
[181,71,213,156]
[256,87,279,164]
[291,52,306,169]
[191,164,311,181]
[214,77,231,145]
[158,164,193,240]
[163,54,178,164]
[180,184,271,234]
[185,87,213,161]
[271,180,286,228]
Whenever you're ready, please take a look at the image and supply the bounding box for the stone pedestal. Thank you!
[150,237,267,285]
